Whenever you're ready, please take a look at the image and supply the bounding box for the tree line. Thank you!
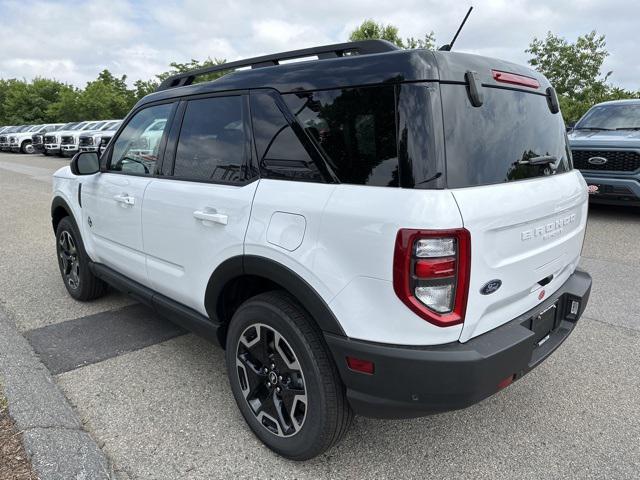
[0,58,226,125]
[0,21,637,125]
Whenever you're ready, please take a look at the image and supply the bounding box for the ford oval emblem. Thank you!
[588,156,608,165]
[480,280,502,295]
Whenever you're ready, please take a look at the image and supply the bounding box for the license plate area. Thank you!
[528,302,559,347]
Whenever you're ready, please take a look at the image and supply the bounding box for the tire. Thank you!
[55,216,107,301]
[225,291,352,460]
[20,140,34,154]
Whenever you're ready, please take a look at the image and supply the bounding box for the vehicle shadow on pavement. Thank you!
[55,318,639,480]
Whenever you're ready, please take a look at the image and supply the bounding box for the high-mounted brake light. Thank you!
[492,70,540,89]
[393,229,471,327]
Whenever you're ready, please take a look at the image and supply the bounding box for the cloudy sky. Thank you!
[1,0,638,91]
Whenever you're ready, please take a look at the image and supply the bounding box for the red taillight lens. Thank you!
[491,69,540,89]
[415,258,456,278]
[393,229,471,327]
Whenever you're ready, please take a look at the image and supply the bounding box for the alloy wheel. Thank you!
[235,323,308,437]
[59,230,80,290]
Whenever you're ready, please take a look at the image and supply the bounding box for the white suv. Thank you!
[51,41,592,460]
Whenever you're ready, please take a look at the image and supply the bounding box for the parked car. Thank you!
[568,99,640,206]
[11,124,64,153]
[44,121,95,156]
[60,121,114,157]
[78,120,122,153]
[9,125,41,152]
[1,125,34,151]
[51,40,592,460]
[31,123,66,154]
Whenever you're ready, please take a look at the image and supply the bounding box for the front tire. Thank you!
[20,140,34,154]
[55,216,107,301]
[225,291,352,460]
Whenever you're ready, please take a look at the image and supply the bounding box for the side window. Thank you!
[173,96,246,183]
[250,92,323,182]
[283,86,399,187]
[110,103,173,175]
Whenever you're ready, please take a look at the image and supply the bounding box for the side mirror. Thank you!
[70,152,99,175]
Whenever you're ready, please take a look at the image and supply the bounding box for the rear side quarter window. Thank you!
[283,85,399,187]
[250,92,324,182]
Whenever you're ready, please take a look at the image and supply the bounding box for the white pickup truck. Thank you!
[78,120,122,153]
[11,124,64,153]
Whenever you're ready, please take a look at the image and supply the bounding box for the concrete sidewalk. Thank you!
[0,309,115,480]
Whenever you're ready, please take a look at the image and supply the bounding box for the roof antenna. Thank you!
[439,6,473,51]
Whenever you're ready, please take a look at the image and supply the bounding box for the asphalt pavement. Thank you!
[0,152,638,479]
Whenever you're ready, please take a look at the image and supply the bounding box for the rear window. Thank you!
[441,85,571,188]
[174,96,246,183]
[283,85,398,187]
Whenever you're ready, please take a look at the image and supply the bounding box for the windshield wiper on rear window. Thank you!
[518,155,559,169]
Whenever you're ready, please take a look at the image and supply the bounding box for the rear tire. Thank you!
[225,291,352,460]
[55,216,107,301]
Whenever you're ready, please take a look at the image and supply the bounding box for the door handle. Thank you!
[193,210,228,225]
[114,194,135,206]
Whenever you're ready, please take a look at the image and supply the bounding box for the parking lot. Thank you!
[1,151,639,479]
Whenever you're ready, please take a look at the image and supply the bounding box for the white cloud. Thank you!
[0,0,638,91]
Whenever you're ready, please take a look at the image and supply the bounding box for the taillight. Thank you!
[393,229,471,327]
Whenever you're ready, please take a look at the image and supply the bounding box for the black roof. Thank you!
[138,40,551,108]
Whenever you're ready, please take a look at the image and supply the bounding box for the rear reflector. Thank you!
[492,70,540,89]
[497,375,515,390]
[346,356,375,375]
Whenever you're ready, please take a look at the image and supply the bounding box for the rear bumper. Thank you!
[325,269,592,418]
[581,173,640,205]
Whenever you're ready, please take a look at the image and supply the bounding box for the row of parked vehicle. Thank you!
[0,120,122,156]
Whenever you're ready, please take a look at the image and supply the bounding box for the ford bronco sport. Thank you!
[51,40,592,460]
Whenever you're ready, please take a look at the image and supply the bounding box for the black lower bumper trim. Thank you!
[325,269,592,418]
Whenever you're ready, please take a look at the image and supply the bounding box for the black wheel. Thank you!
[226,291,352,460]
[20,140,34,154]
[55,216,107,301]
[43,150,50,156]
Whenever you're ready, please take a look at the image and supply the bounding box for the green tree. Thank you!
[78,70,136,120]
[349,19,435,50]
[526,31,638,122]
[46,85,83,122]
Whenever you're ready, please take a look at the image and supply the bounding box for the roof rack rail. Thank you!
[156,40,399,91]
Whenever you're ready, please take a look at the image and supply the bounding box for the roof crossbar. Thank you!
[156,40,399,91]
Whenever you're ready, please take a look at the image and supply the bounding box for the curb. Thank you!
[0,309,115,479]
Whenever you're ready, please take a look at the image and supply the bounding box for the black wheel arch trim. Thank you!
[51,196,75,234]
[205,255,346,339]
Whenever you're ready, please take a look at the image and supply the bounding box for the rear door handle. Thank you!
[193,210,228,225]
[114,194,135,206]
